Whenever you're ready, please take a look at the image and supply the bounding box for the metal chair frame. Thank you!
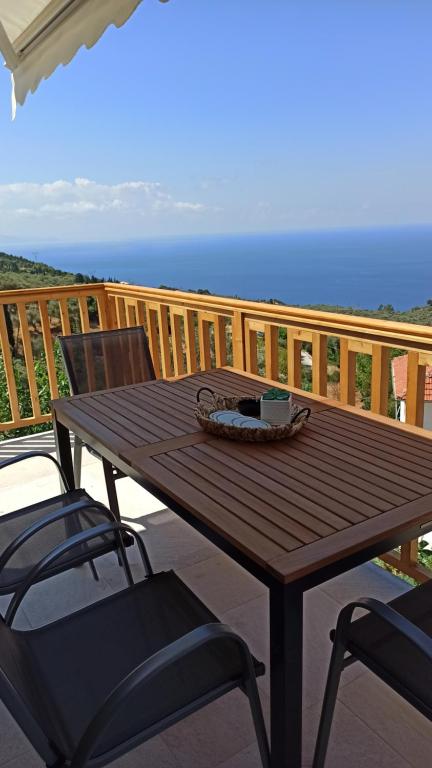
[0,521,270,768]
[0,451,130,592]
[313,594,432,768]
[58,327,156,520]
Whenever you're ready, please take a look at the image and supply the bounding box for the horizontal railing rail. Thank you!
[1,281,432,582]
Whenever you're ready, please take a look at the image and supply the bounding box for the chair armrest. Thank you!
[5,521,151,626]
[71,622,256,768]
[0,498,116,572]
[335,597,432,663]
[0,451,70,491]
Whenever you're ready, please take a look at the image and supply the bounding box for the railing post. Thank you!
[38,300,59,400]
[287,330,301,389]
[145,305,162,378]
[58,298,71,335]
[96,290,111,330]
[198,315,212,371]
[400,540,419,571]
[312,332,328,397]
[17,303,41,418]
[115,296,127,329]
[214,315,227,368]
[0,305,20,423]
[265,323,279,381]
[245,323,258,375]
[406,351,425,427]
[78,296,90,333]
[371,345,390,415]
[170,308,185,377]
[339,338,356,405]
[157,304,173,378]
[232,311,245,370]
[184,309,198,374]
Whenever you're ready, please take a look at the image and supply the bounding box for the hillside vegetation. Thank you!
[0,251,103,290]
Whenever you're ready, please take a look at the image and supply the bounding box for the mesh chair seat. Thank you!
[0,489,119,594]
[1,571,264,764]
[347,579,432,715]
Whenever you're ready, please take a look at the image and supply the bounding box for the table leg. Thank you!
[270,583,303,768]
[53,413,75,491]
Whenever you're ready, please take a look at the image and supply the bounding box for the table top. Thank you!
[52,368,432,585]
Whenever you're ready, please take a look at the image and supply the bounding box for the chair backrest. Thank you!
[58,327,156,395]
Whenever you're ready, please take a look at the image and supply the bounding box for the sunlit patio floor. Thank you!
[0,432,431,768]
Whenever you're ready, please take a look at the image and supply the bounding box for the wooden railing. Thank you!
[1,281,432,582]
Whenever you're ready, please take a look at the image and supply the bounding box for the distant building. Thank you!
[392,354,432,430]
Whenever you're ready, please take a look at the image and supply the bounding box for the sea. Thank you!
[9,226,432,311]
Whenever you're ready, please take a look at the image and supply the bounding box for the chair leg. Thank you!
[244,677,271,768]
[88,560,100,582]
[73,437,83,487]
[101,457,134,581]
[102,457,121,522]
[312,637,347,768]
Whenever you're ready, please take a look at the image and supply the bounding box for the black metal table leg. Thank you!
[270,582,303,768]
[53,412,75,491]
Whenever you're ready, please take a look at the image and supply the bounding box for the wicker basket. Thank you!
[194,387,311,442]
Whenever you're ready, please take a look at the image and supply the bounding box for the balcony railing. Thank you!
[1,281,432,583]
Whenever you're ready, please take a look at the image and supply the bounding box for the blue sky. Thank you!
[1,0,432,241]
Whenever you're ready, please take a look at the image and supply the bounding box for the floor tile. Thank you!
[215,741,263,768]
[161,689,261,768]
[177,552,266,615]
[110,736,181,768]
[301,699,412,768]
[340,671,432,766]
[1,750,43,768]
[0,702,32,766]
[135,509,218,572]
[320,562,411,606]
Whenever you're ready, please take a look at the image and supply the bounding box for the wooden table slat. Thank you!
[178,444,331,542]
[286,440,418,504]
[268,493,432,583]
[59,399,137,451]
[208,440,389,518]
[311,411,432,479]
[138,453,289,564]
[76,395,172,444]
[262,442,405,510]
[155,451,308,550]
[295,429,430,496]
[104,389,197,436]
[326,407,432,452]
[193,441,362,528]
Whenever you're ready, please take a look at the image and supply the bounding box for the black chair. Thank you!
[58,327,156,520]
[0,451,132,595]
[313,580,432,767]
[0,521,270,768]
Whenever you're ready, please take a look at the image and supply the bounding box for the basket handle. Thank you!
[196,387,216,403]
[290,407,311,425]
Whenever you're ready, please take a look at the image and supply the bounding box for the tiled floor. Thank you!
[0,433,431,768]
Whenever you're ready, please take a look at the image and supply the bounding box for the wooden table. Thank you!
[52,367,432,768]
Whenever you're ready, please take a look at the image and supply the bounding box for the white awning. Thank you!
[0,0,168,116]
